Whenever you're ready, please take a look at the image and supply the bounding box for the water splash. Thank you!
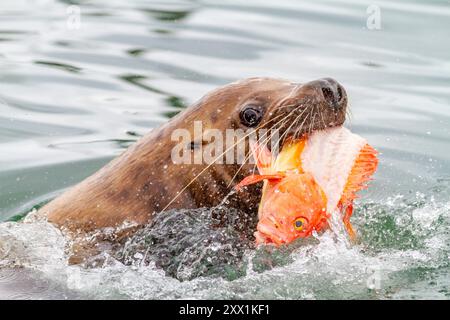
[1,190,449,299]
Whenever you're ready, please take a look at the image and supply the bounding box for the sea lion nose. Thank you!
[304,78,347,111]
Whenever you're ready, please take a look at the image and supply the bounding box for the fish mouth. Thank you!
[256,222,293,246]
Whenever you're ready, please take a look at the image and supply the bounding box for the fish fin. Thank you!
[254,231,269,245]
[235,173,285,191]
[341,143,379,204]
[249,140,273,174]
[342,203,357,241]
[345,221,357,242]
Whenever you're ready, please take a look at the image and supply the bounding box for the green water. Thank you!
[0,0,449,299]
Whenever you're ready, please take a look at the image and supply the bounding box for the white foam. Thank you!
[0,196,449,299]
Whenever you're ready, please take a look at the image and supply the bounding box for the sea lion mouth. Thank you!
[265,104,347,152]
[264,78,348,150]
[283,118,345,139]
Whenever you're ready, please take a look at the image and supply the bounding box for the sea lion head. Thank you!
[183,77,347,152]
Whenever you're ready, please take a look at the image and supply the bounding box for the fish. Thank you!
[236,126,379,245]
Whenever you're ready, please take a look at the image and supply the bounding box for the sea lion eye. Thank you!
[240,105,263,127]
[294,217,307,231]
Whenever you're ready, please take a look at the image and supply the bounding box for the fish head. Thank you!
[255,173,329,245]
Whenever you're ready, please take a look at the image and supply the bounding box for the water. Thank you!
[0,0,449,299]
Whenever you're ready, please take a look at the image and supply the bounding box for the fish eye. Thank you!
[240,105,263,127]
[294,217,307,231]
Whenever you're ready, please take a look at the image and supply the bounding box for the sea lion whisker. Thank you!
[161,123,268,211]
[226,112,292,188]
[292,109,307,140]
[309,114,314,134]
[254,116,289,163]
[295,107,314,140]
[292,111,311,142]
[168,110,287,201]
[308,109,317,136]
[229,123,280,188]
[346,106,352,127]
[248,116,292,178]
[273,119,292,152]
[319,104,327,131]
[278,106,309,146]
[277,103,297,110]
[261,112,288,126]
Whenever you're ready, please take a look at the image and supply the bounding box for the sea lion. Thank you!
[38,77,348,239]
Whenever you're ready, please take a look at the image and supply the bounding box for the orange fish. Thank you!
[237,171,329,245]
[236,127,378,245]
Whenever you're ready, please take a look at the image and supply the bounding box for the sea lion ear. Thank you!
[249,140,273,174]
